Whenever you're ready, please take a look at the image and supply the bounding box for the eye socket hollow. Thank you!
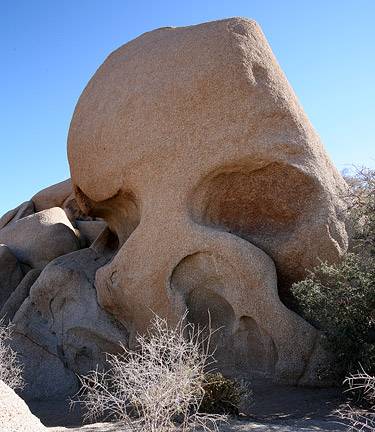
[188,162,321,304]
[189,162,318,244]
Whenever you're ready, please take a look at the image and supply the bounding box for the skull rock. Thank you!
[68,18,348,384]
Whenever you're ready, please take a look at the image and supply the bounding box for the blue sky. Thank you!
[1,0,374,217]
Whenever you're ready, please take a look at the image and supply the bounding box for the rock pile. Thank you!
[0,180,124,400]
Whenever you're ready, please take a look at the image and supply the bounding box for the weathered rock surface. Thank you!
[0,244,24,311]
[67,18,348,384]
[0,380,47,431]
[31,179,72,213]
[0,207,80,270]
[29,247,129,375]
[11,298,80,400]
[9,247,128,400]
[0,17,351,398]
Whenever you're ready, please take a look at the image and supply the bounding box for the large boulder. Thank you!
[11,299,79,401]
[0,207,80,270]
[10,246,128,400]
[67,18,348,384]
[0,380,47,431]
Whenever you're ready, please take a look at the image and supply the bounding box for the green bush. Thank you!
[292,167,375,381]
[292,253,375,379]
[344,166,375,256]
[200,372,250,415]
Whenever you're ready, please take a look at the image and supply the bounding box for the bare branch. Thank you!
[0,318,24,390]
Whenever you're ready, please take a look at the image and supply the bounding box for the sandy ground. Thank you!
[27,381,351,432]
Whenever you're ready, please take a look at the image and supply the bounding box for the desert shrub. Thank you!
[199,372,251,415]
[74,312,228,431]
[0,319,24,390]
[292,253,375,379]
[292,167,375,380]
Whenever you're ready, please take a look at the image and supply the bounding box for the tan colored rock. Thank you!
[0,245,24,311]
[31,179,72,212]
[0,380,47,431]
[67,18,348,384]
[31,179,86,219]
[0,207,80,270]
[0,201,34,230]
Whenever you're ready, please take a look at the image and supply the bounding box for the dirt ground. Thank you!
[27,380,351,432]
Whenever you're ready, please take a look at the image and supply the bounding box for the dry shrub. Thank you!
[0,319,24,390]
[73,312,227,431]
[339,368,375,431]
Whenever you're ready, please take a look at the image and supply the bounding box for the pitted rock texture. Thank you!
[67,17,349,384]
[0,380,47,431]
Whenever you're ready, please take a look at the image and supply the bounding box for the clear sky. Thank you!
[1,0,374,217]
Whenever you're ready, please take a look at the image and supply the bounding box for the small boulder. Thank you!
[11,298,79,401]
[0,207,80,270]
[0,380,47,431]
[31,179,72,212]
[29,247,129,376]
[9,247,128,400]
